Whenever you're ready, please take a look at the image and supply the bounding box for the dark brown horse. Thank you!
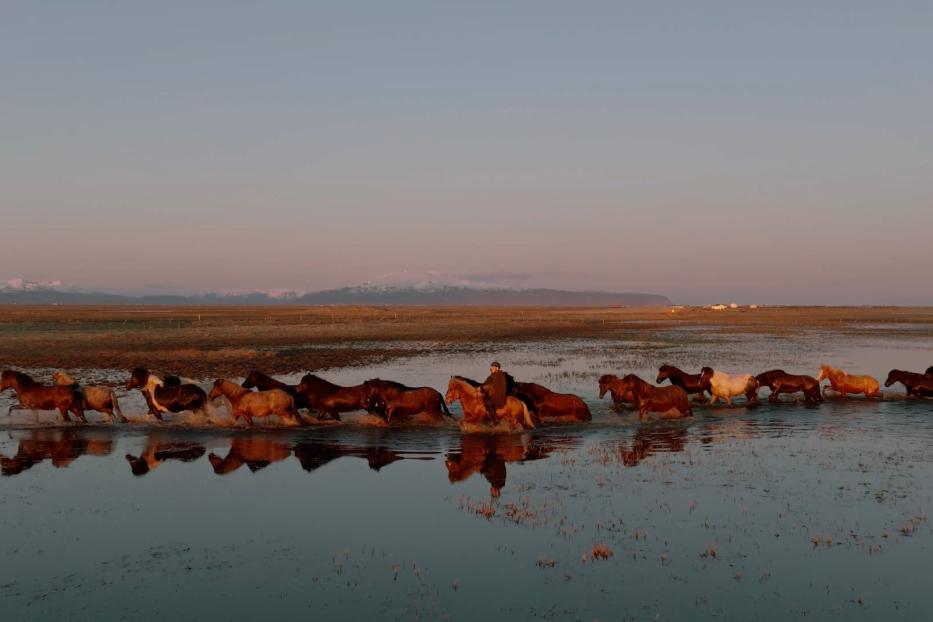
[656,365,708,400]
[926,366,933,377]
[294,374,378,421]
[1,370,86,422]
[615,374,693,419]
[292,441,422,473]
[126,368,207,420]
[756,369,822,403]
[884,369,933,398]
[363,379,452,424]
[241,371,309,410]
[513,382,591,422]
[598,374,636,410]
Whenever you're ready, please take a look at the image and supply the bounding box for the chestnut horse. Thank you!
[445,376,536,431]
[699,367,759,406]
[241,371,309,410]
[445,433,552,497]
[53,371,128,423]
[817,365,881,398]
[926,366,933,377]
[884,369,933,398]
[363,379,452,424]
[514,382,591,422]
[598,374,636,410]
[208,437,293,474]
[294,374,376,421]
[613,374,692,419]
[208,379,303,426]
[126,368,207,420]
[1,370,86,422]
[755,369,822,403]
[656,365,708,400]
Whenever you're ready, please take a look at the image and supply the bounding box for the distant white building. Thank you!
[710,304,728,310]
[749,304,759,309]
[729,303,739,309]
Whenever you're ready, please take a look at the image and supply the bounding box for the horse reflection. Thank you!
[125,433,206,476]
[445,433,554,497]
[619,424,688,467]
[292,440,422,472]
[208,436,292,475]
[1,429,114,476]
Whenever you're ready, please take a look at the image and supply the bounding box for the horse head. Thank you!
[126,367,149,391]
[884,369,903,387]
[698,367,714,387]
[597,374,616,399]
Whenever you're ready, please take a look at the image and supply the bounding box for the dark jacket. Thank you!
[482,371,515,409]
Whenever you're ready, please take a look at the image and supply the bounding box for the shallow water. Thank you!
[2,330,933,620]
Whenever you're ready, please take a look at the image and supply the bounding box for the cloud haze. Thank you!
[2,2,932,304]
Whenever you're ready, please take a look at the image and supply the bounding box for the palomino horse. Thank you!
[363,379,452,424]
[755,369,822,403]
[699,367,759,406]
[53,371,127,423]
[208,436,293,474]
[612,374,693,419]
[125,434,206,476]
[656,365,709,400]
[1,370,86,422]
[294,374,376,421]
[598,374,636,410]
[241,371,309,410]
[126,368,207,420]
[445,376,536,431]
[514,382,591,422]
[884,369,933,398]
[817,365,881,399]
[208,379,303,426]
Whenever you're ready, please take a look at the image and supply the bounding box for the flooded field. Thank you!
[2,312,933,620]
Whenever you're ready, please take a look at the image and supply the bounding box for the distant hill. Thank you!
[0,282,671,307]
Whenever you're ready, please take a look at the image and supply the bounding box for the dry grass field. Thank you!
[1,305,931,380]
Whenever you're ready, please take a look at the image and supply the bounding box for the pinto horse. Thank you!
[755,369,822,403]
[126,368,207,420]
[53,371,127,423]
[884,369,933,398]
[656,365,708,401]
[514,382,591,422]
[699,367,759,406]
[598,374,636,410]
[363,379,452,424]
[294,374,376,421]
[612,374,693,419]
[209,379,303,426]
[1,370,86,422]
[445,376,536,431]
[241,371,309,410]
[817,365,881,399]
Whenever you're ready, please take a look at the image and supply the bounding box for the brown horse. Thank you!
[125,434,206,476]
[445,376,536,431]
[294,374,377,421]
[615,374,693,419]
[208,379,303,426]
[1,370,86,422]
[126,368,207,419]
[884,369,933,398]
[208,437,293,475]
[656,365,709,401]
[53,371,128,423]
[2,429,113,476]
[513,382,591,422]
[818,364,881,398]
[598,374,636,410]
[241,371,309,410]
[755,369,822,403]
[926,366,933,377]
[445,433,552,497]
[620,423,688,467]
[363,379,452,424]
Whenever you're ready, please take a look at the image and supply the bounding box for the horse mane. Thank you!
[53,371,78,386]
[2,370,34,385]
[367,378,412,390]
[451,375,481,387]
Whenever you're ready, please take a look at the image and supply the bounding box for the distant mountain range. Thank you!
[0,281,671,307]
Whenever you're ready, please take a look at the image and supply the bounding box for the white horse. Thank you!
[699,367,760,405]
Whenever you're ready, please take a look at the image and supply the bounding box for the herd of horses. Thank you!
[1,363,932,431]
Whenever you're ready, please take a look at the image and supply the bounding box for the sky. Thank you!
[2,1,932,304]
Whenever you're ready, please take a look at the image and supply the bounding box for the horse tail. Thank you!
[521,402,536,430]
[439,394,454,418]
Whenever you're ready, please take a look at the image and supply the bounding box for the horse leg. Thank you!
[769,387,781,402]
[58,406,72,423]
[708,395,718,406]
[724,395,732,406]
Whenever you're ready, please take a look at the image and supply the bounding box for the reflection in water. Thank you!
[293,441,419,472]
[125,433,207,476]
[208,437,292,475]
[445,433,560,497]
[619,423,688,467]
[1,429,114,476]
